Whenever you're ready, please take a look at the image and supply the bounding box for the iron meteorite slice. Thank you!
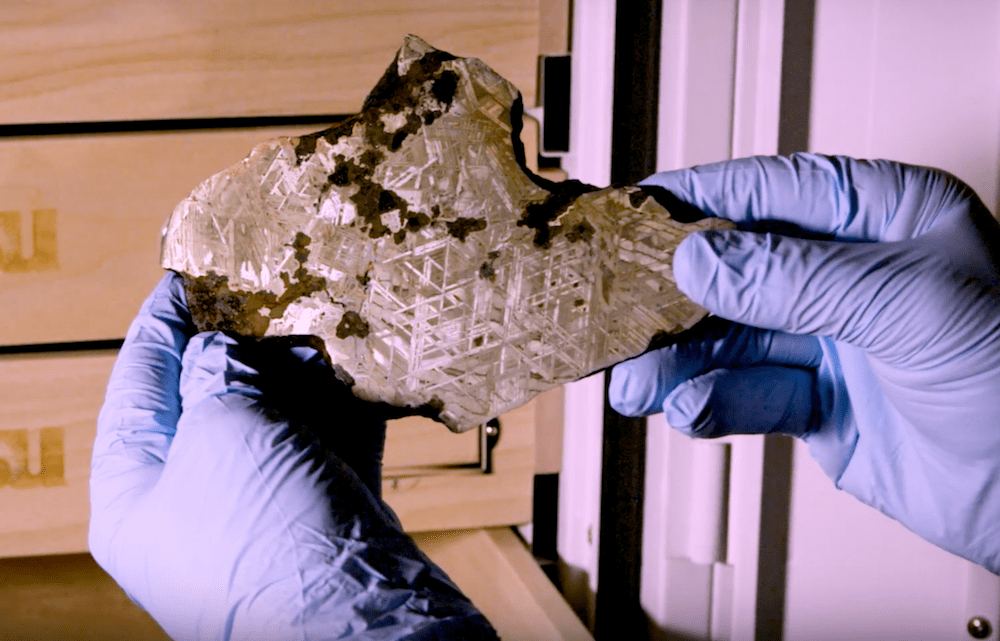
[160,35,733,432]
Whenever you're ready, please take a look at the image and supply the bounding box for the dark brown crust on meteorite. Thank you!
[516,179,601,248]
[181,231,327,336]
[292,43,462,246]
[182,271,270,336]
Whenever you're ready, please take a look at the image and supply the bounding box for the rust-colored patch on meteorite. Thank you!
[564,218,596,243]
[182,271,272,337]
[446,217,488,242]
[293,116,359,165]
[325,44,459,243]
[518,179,599,248]
[181,233,326,336]
[361,47,458,150]
[300,49,459,244]
[335,311,371,339]
[478,250,501,282]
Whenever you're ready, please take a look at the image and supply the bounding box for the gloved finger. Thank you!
[180,332,388,499]
[89,271,195,562]
[128,331,490,639]
[255,338,388,500]
[172,334,391,535]
[640,153,975,242]
[663,366,818,438]
[609,318,821,417]
[674,228,970,361]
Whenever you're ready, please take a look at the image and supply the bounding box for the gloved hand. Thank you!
[610,153,1000,573]
[89,272,496,640]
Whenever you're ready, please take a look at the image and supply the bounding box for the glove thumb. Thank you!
[674,229,942,358]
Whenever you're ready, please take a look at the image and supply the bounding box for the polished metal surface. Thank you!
[161,36,731,432]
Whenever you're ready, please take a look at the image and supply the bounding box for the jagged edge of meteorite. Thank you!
[175,38,716,421]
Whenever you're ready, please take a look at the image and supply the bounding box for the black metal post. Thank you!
[594,1,662,639]
[755,1,817,638]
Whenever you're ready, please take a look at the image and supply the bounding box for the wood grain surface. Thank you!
[0,553,170,640]
[0,352,115,558]
[0,0,539,125]
[414,528,594,640]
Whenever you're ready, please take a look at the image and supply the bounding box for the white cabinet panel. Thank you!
[785,440,971,640]
[809,0,1000,206]
[788,1,1000,639]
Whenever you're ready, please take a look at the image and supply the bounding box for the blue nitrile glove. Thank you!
[89,272,497,640]
[610,153,1000,573]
